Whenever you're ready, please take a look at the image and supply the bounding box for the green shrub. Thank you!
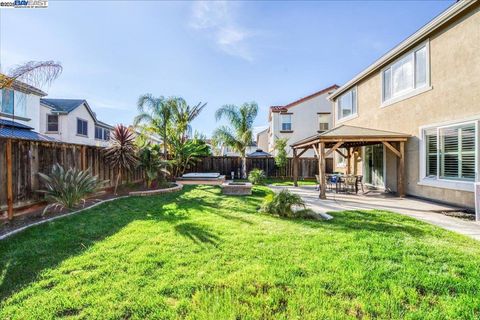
[260,189,305,218]
[248,168,266,185]
[38,164,107,215]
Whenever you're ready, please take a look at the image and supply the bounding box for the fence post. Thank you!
[6,139,13,220]
[30,142,39,195]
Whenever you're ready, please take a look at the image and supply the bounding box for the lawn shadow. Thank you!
[286,209,426,237]
[174,222,220,247]
[0,188,191,301]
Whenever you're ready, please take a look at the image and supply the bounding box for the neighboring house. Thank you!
[0,78,48,134]
[256,128,269,152]
[267,84,339,157]
[40,99,114,147]
[220,142,257,157]
[326,1,480,207]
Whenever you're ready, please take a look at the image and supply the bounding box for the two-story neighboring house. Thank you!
[0,79,48,133]
[266,85,339,157]
[325,0,480,208]
[40,99,114,147]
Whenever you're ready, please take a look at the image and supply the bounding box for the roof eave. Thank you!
[329,0,476,100]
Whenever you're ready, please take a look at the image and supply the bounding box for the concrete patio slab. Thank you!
[270,185,480,241]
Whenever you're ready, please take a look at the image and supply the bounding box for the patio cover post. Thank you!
[293,148,298,187]
[318,142,326,199]
[397,141,405,197]
[346,148,351,175]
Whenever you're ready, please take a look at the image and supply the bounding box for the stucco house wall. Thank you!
[268,87,337,157]
[40,101,111,147]
[332,2,480,207]
[256,129,269,152]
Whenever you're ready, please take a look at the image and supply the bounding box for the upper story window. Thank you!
[337,87,357,121]
[95,126,110,141]
[382,43,428,103]
[95,126,103,139]
[318,113,329,132]
[77,118,88,136]
[0,89,14,115]
[281,114,292,131]
[0,89,27,117]
[47,114,59,132]
[423,122,477,182]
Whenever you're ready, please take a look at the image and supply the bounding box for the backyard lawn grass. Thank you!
[1,185,480,319]
[265,178,317,186]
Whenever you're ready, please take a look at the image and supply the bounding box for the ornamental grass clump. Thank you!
[248,168,266,185]
[261,189,306,218]
[38,164,106,215]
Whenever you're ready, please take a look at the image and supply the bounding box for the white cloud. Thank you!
[190,1,254,61]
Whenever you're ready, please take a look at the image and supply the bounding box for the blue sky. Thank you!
[0,0,453,136]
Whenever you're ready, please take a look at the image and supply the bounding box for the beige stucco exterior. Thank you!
[332,3,480,208]
[256,128,269,152]
[268,88,336,157]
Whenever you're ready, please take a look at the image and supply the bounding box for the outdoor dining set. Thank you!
[316,174,365,194]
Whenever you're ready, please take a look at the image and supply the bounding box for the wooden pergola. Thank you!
[291,125,410,199]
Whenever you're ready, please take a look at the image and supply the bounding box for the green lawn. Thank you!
[1,186,480,319]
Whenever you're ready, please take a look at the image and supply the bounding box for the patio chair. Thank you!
[356,175,365,193]
[344,175,357,194]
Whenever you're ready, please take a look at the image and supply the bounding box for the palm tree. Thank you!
[134,94,171,159]
[0,60,63,89]
[104,125,138,194]
[169,97,207,143]
[212,102,258,178]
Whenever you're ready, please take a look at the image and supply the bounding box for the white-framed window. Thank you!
[47,114,59,132]
[95,126,110,141]
[337,87,357,121]
[0,89,14,115]
[95,126,103,140]
[281,114,292,131]
[382,42,428,103]
[318,113,329,132]
[77,118,88,136]
[422,121,477,182]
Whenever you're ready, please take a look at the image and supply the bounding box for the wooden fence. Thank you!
[1,138,332,219]
[0,138,143,219]
[185,156,333,179]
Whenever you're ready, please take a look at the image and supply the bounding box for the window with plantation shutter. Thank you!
[439,124,475,181]
[424,122,477,182]
[425,128,437,178]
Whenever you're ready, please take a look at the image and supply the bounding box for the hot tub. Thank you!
[176,172,225,185]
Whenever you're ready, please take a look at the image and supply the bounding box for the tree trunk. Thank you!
[114,168,122,195]
[241,156,247,179]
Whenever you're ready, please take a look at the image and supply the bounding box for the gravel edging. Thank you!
[0,196,130,241]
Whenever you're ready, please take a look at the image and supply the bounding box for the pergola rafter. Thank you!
[290,125,410,199]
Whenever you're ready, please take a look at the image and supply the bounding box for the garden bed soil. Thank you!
[0,182,178,237]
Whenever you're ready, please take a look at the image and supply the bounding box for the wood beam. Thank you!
[313,144,320,158]
[293,149,299,187]
[382,141,401,158]
[397,141,405,197]
[6,139,13,220]
[346,148,352,175]
[297,148,309,158]
[318,142,326,199]
[335,148,347,158]
[324,141,343,158]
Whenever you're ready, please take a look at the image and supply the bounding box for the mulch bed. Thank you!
[0,182,177,238]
